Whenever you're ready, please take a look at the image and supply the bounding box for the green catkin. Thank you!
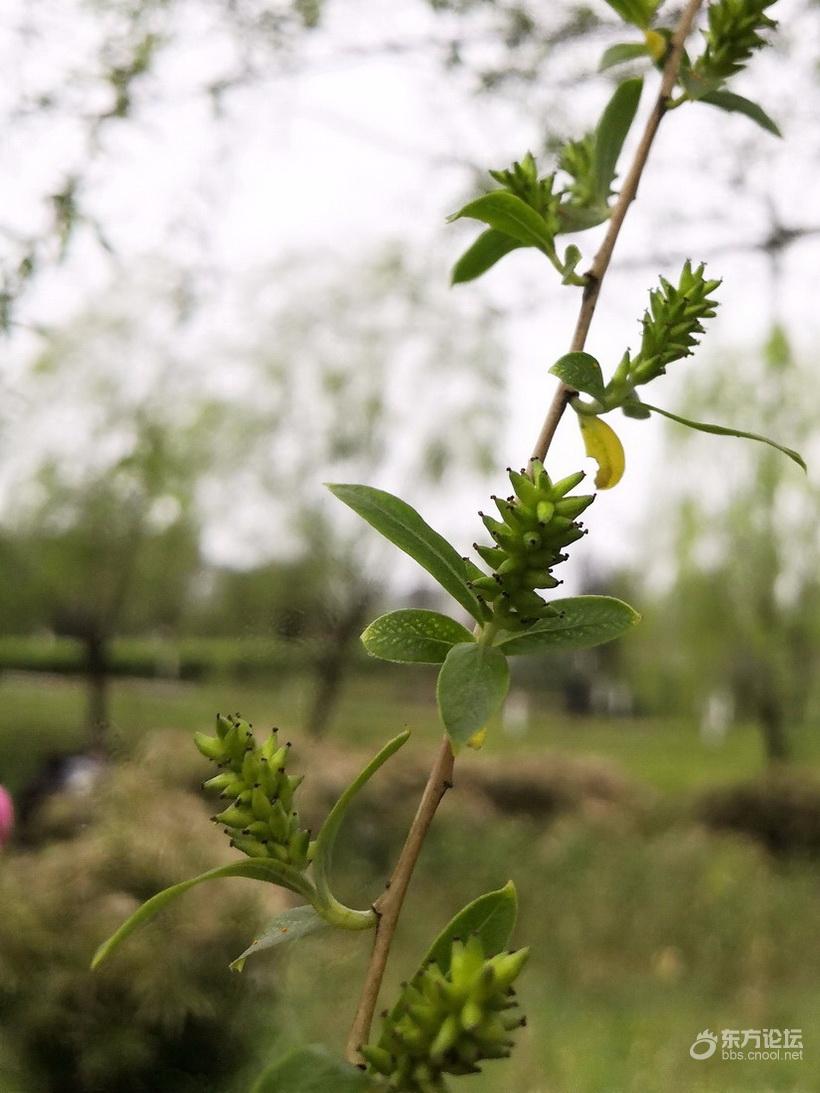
[627,261,721,385]
[362,935,528,1093]
[469,461,594,629]
[195,713,311,870]
[695,0,777,84]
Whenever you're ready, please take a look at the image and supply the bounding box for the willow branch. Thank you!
[346,0,703,1063]
[530,0,704,464]
[346,735,454,1060]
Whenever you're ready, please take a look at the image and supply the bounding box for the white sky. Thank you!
[3,0,818,589]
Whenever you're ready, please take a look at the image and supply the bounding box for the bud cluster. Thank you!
[626,260,720,386]
[694,0,777,84]
[489,153,560,234]
[362,935,528,1092]
[470,460,594,630]
[195,714,311,869]
[558,133,597,209]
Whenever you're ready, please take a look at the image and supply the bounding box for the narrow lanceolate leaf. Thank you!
[362,609,475,664]
[424,882,518,973]
[91,859,317,969]
[599,42,650,71]
[436,642,510,749]
[451,228,523,284]
[327,484,485,621]
[447,191,555,252]
[594,77,643,204]
[698,90,782,137]
[230,906,329,972]
[602,0,658,29]
[549,351,606,401]
[560,243,585,285]
[251,1045,378,1093]
[312,731,410,914]
[497,595,641,655]
[557,204,609,233]
[641,402,806,471]
[579,413,626,489]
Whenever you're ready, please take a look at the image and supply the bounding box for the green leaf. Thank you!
[424,881,518,973]
[91,859,317,970]
[679,67,722,101]
[698,90,782,137]
[640,402,806,471]
[312,731,410,915]
[497,595,640,655]
[600,42,650,70]
[230,906,329,972]
[621,395,651,419]
[251,1045,378,1093]
[447,191,555,252]
[384,882,519,1027]
[560,244,585,285]
[556,203,609,233]
[327,484,485,621]
[549,351,606,400]
[451,228,523,284]
[436,642,510,748]
[362,609,475,664]
[602,0,657,29]
[594,77,643,204]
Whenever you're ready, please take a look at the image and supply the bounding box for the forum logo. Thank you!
[689,1030,718,1060]
[689,1028,804,1062]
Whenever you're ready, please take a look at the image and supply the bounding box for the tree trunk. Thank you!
[306,590,372,738]
[85,634,110,752]
[759,693,790,764]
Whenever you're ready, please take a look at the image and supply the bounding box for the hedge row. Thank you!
[0,635,332,681]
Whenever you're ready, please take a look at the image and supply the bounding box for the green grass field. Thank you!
[3,668,819,796]
[2,669,819,1092]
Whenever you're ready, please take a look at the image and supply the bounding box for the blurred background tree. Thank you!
[4,0,819,332]
[623,325,820,762]
[1,247,503,741]
[212,247,503,734]
[0,444,200,748]
[1,3,819,1091]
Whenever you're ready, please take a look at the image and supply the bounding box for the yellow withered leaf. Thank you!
[644,29,667,61]
[579,415,625,490]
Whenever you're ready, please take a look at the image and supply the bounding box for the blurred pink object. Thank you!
[0,786,14,848]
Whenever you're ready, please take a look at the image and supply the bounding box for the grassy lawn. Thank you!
[2,668,818,795]
[2,669,819,1092]
[270,814,820,1093]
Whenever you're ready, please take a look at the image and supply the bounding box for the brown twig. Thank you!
[346,0,703,1063]
[346,735,454,1060]
[531,0,704,464]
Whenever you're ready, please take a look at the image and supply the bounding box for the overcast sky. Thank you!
[3,0,818,587]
